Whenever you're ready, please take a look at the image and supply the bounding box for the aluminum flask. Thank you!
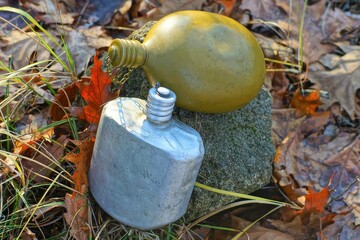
[88,87,204,230]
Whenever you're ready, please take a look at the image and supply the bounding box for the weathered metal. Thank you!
[89,87,204,230]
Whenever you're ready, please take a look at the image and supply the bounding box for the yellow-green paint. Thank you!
[108,10,265,113]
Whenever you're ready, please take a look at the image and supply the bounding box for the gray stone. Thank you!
[178,87,275,220]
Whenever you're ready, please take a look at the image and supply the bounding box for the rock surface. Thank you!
[179,87,275,220]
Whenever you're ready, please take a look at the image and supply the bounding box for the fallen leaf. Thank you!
[272,106,360,238]
[297,184,331,225]
[38,12,77,25]
[227,214,294,240]
[242,0,359,64]
[276,115,356,190]
[290,88,322,116]
[64,185,90,240]
[273,112,333,203]
[269,214,328,240]
[216,0,236,16]
[90,0,125,25]
[343,185,360,227]
[240,0,287,22]
[20,227,37,240]
[49,83,78,121]
[64,137,95,191]
[322,213,360,239]
[0,30,60,70]
[255,33,293,63]
[308,50,360,119]
[73,54,117,124]
[271,108,306,146]
[265,61,291,109]
[135,0,206,24]
[15,113,49,136]
[56,26,112,74]
[323,138,360,226]
[22,135,70,182]
[13,127,54,155]
[63,137,94,240]
[271,182,337,239]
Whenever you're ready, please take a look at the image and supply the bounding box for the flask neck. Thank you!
[108,39,147,68]
[146,87,176,124]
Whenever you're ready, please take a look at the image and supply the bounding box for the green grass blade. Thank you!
[0,6,75,74]
[195,182,287,206]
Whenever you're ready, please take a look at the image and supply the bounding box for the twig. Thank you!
[75,0,90,27]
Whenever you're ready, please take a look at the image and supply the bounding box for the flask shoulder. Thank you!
[142,119,204,160]
[102,97,147,135]
[103,97,204,160]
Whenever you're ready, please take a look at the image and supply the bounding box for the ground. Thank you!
[0,0,359,239]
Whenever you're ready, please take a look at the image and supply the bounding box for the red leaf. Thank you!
[65,137,95,191]
[298,184,330,225]
[63,137,95,240]
[280,180,333,226]
[75,54,118,124]
[217,0,236,16]
[49,83,78,121]
[64,185,90,240]
[291,88,322,116]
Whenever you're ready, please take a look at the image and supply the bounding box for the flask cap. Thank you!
[146,86,176,123]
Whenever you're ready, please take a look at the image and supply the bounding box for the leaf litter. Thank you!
[0,0,360,239]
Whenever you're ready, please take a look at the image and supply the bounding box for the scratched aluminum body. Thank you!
[89,87,204,230]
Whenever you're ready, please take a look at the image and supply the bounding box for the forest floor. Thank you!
[0,0,359,239]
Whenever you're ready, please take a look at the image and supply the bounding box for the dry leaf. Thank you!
[271,182,337,240]
[13,127,54,155]
[269,214,326,240]
[216,0,236,16]
[323,213,360,239]
[222,214,294,240]
[15,113,49,136]
[38,13,77,25]
[241,0,360,63]
[64,137,95,191]
[49,83,78,121]
[0,30,60,70]
[63,137,94,240]
[135,0,206,24]
[90,0,125,25]
[33,200,65,221]
[22,135,69,182]
[272,108,359,238]
[324,138,360,226]
[290,88,322,116]
[272,112,332,202]
[296,184,332,225]
[265,60,291,109]
[271,108,306,147]
[72,54,118,124]
[308,50,360,119]
[20,227,37,240]
[240,0,287,21]
[64,185,90,240]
